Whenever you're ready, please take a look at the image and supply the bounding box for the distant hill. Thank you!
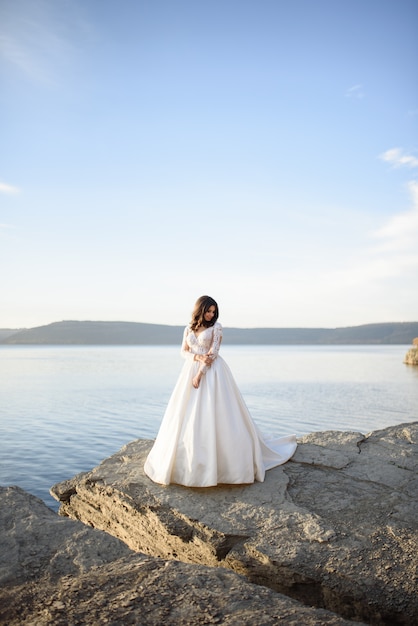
[1,321,184,345]
[0,329,21,341]
[1,320,418,345]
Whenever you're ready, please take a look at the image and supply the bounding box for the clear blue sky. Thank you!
[1,0,417,329]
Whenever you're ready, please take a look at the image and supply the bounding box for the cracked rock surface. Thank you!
[50,422,418,625]
[1,486,362,625]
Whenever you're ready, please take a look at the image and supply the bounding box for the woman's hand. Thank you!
[195,354,213,365]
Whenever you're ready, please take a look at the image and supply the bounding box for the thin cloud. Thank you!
[379,147,418,169]
[0,29,70,85]
[345,84,364,99]
[314,182,418,297]
[0,182,20,194]
[1,32,44,82]
[370,181,418,267]
[0,1,92,85]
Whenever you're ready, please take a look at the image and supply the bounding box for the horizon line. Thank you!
[2,319,418,332]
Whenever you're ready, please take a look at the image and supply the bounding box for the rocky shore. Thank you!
[1,422,417,625]
[404,339,418,365]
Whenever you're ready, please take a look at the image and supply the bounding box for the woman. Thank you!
[144,295,297,486]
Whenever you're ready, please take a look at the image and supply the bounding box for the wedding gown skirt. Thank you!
[144,354,297,486]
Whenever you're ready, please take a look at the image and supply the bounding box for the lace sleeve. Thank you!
[208,322,223,358]
[180,326,194,361]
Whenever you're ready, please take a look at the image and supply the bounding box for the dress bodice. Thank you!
[181,322,223,357]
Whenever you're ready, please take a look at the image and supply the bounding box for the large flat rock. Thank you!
[0,486,361,625]
[51,422,418,625]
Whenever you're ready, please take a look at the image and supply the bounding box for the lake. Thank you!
[1,345,417,511]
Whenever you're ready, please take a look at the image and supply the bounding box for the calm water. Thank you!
[1,345,417,511]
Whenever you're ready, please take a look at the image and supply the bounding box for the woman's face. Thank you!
[204,305,216,322]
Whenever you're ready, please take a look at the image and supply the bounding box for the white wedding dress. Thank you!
[144,322,297,486]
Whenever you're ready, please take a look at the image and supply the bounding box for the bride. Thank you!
[144,295,297,486]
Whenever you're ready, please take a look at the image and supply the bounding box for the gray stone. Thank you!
[51,422,418,625]
[0,485,132,587]
[0,486,361,625]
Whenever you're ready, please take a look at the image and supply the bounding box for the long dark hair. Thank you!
[190,295,219,331]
